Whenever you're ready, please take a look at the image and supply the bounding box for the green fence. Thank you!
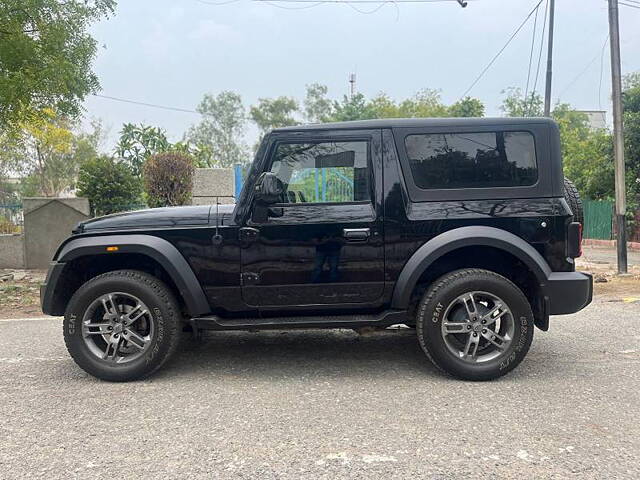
[583,199,613,240]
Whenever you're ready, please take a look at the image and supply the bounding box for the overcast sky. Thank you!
[83,0,640,152]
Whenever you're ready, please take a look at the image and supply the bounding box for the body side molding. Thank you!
[390,226,553,309]
[55,234,210,316]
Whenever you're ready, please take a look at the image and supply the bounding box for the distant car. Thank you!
[41,117,592,381]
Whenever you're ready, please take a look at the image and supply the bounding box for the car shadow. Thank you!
[156,328,444,381]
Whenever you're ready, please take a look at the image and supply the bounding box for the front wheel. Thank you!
[416,269,534,381]
[63,270,182,382]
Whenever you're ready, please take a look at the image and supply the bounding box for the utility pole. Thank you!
[608,0,628,274]
[544,0,555,116]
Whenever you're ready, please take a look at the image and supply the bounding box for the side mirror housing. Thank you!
[254,172,283,205]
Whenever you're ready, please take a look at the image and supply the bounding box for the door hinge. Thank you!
[241,272,260,285]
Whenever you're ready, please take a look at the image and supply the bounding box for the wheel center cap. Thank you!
[113,324,124,335]
[472,323,483,333]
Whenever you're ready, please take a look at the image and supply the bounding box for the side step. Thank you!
[191,310,408,331]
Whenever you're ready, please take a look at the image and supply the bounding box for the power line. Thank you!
[556,35,609,101]
[92,94,200,114]
[523,4,540,110]
[527,0,548,115]
[619,1,640,9]
[599,35,610,111]
[460,0,544,99]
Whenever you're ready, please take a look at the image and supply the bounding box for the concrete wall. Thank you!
[0,234,25,269]
[23,198,90,269]
[192,168,235,205]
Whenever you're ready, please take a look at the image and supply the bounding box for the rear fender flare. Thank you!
[390,226,551,309]
[56,234,210,316]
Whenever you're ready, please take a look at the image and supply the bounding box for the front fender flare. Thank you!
[51,234,210,316]
[390,226,552,309]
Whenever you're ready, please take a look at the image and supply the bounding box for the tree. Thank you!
[303,83,334,123]
[622,72,640,212]
[398,89,449,118]
[0,0,116,130]
[77,156,142,216]
[115,123,170,176]
[188,91,248,167]
[250,97,299,135]
[13,108,103,197]
[448,97,485,117]
[143,152,195,208]
[331,93,376,122]
[500,88,543,117]
[553,105,614,200]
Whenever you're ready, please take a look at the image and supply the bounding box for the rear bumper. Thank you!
[40,261,66,316]
[546,271,593,315]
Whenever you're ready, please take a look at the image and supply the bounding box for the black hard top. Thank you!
[273,117,556,132]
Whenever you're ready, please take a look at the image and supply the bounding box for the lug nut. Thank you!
[482,329,487,334]
[481,320,486,324]
[467,325,471,330]
[473,333,478,337]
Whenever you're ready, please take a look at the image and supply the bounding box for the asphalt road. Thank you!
[1,298,639,479]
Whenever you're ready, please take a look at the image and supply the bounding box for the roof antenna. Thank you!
[212,196,223,246]
[456,0,468,7]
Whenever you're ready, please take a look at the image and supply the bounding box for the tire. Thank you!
[416,269,534,381]
[63,270,182,382]
[563,177,584,225]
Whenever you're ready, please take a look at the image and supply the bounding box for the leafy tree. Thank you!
[448,97,485,117]
[0,0,116,130]
[188,91,248,167]
[14,108,102,197]
[303,83,334,123]
[331,93,376,122]
[115,123,170,176]
[143,152,195,208]
[250,97,299,134]
[500,88,543,117]
[622,73,640,212]
[398,89,449,118]
[553,105,614,200]
[77,155,142,216]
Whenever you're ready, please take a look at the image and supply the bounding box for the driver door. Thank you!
[240,130,384,309]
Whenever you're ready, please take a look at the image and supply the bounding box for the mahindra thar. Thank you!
[41,117,592,381]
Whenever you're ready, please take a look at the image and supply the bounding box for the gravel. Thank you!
[1,297,639,479]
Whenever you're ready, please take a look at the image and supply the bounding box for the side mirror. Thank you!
[254,172,283,205]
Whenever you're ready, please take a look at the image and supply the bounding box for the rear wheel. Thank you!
[63,270,182,382]
[416,269,534,381]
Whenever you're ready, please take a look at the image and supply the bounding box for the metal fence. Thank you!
[0,204,23,234]
[583,199,614,240]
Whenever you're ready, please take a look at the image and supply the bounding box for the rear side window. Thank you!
[404,131,538,190]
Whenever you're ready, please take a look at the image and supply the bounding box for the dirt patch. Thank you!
[0,270,47,319]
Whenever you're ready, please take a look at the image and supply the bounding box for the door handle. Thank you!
[343,228,370,241]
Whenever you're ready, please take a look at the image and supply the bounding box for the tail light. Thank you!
[567,222,583,258]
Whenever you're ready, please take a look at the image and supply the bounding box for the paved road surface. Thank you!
[1,297,639,479]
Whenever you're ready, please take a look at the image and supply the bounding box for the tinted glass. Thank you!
[269,141,370,203]
[404,131,537,190]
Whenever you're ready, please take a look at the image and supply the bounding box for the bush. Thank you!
[77,156,142,216]
[143,152,195,208]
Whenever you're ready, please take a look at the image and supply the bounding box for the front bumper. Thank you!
[546,271,593,315]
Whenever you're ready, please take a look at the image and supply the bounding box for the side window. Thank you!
[269,141,370,203]
[404,131,538,190]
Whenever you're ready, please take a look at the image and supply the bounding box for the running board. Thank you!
[191,310,408,331]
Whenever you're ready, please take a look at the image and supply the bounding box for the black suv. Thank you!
[41,118,592,382]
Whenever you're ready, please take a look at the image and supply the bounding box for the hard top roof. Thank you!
[273,117,555,132]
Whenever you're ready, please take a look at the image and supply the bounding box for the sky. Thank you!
[82,0,640,152]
